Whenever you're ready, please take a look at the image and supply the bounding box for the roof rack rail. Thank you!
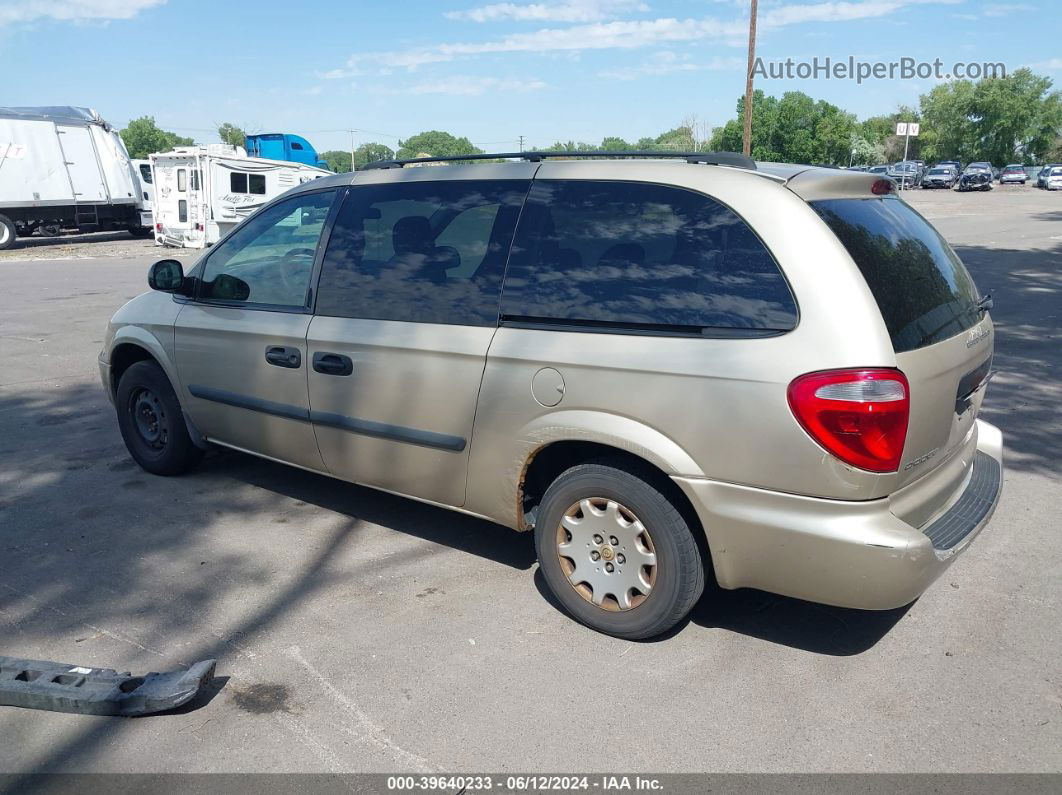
[360,150,757,171]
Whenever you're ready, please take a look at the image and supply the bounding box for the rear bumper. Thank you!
[673,420,1003,610]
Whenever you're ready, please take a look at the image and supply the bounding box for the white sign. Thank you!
[896,122,920,137]
[908,122,920,136]
[896,123,907,136]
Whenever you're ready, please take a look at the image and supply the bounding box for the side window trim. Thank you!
[499,178,800,337]
[194,186,343,313]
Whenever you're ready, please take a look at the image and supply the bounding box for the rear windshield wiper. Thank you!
[977,294,993,313]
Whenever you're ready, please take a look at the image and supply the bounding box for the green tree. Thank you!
[600,136,632,151]
[540,140,596,152]
[396,130,481,160]
[849,134,885,166]
[654,125,696,150]
[120,117,194,158]
[354,142,395,168]
[920,68,1061,164]
[319,150,352,172]
[217,122,246,148]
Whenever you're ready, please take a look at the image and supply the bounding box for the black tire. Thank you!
[534,461,705,640]
[0,215,15,251]
[128,225,154,238]
[38,223,61,237]
[115,360,204,475]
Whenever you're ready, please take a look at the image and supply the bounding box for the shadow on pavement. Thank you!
[955,241,1062,477]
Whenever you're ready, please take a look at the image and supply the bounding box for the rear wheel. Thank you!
[38,222,61,237]
[534,462,704,639]
[116,361,203,475]
[0,215,16,250]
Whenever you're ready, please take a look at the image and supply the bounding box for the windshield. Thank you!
[928,168,948,175]
[811,197,983,353]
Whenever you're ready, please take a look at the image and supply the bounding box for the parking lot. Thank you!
[0,186,1059,774]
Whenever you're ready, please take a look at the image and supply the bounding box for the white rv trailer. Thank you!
[0,106,150,249]
[150,145,330,248]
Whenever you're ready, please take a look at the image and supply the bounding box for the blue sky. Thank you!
[1,1,1059,154]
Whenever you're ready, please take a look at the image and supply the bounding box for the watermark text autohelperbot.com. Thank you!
[753,57,1006,83]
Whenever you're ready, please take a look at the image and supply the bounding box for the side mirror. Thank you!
[148,259,187,294]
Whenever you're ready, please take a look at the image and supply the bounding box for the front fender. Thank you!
[102,291,183,394]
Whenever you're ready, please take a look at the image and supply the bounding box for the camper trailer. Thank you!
[0,106,150,249]
[150,145,329,248]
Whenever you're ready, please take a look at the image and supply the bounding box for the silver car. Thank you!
[100,152,1003,639]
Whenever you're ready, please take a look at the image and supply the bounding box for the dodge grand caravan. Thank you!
[100,152,1003,639]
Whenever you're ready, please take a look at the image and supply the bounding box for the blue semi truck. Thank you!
[244,133,329,170]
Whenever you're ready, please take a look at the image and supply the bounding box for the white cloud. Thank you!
[328,0,962,76]
[446,1,647,23]
[983,3,1034,16]
[393,76,548,96]
[1026,58,1062,71]
[0,0,164,26]
[762,0,960,28]
[598,51,744,80]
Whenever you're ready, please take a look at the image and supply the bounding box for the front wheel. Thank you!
[115,360,204,475]
[534,462,705,640]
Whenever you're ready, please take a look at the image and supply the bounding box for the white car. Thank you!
[1046,166,1062,191]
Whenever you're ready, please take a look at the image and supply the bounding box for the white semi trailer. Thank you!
[0,106,151,249]
[150,145,329,248]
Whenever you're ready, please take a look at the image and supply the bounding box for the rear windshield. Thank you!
[811,198,982,352]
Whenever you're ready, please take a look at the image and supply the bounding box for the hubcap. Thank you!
[130,387,167,451]
[0,225,10,245]
[556,497,657,611]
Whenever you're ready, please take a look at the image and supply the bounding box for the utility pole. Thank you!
[518,135,525,152]
[349,129,356,172]
[742,0,759,157]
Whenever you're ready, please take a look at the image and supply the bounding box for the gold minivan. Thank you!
[100,152,1003,639]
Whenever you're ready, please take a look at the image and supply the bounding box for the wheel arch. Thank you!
[107,333,208,450]
[516,439,714,579]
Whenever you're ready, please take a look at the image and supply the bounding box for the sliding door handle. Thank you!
[265,346,301,368]
[312,352,353,376]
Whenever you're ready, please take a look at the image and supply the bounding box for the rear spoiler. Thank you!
[784,168,897,201]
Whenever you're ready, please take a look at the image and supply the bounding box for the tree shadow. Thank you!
[954,240,1062,477]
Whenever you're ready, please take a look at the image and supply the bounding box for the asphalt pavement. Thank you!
[0,186,1059,774]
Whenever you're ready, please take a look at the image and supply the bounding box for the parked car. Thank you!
[886,160,922,189]
[922,166,958,188]
[1037,164,1062,188]
[867,164,889,175]
[1045,166,1062,191]
[99,152,1003,640]
[938,160,962,174]
[999,164,1027,184]
[958,163,994,191]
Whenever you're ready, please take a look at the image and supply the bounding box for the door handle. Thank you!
[312,352,353,376]
[265,345,301,369]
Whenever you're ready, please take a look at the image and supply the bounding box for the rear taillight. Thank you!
[787,368,910,473]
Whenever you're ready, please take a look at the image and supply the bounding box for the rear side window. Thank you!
[139,164,153,184]
[230,173,248,193]
[499,180,797,334]
[812,197,981,352]
[177,169,187,192]
[315,180,530,325]
[249,174,266,194]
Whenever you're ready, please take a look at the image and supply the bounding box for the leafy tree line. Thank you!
[120,68,1060,169]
